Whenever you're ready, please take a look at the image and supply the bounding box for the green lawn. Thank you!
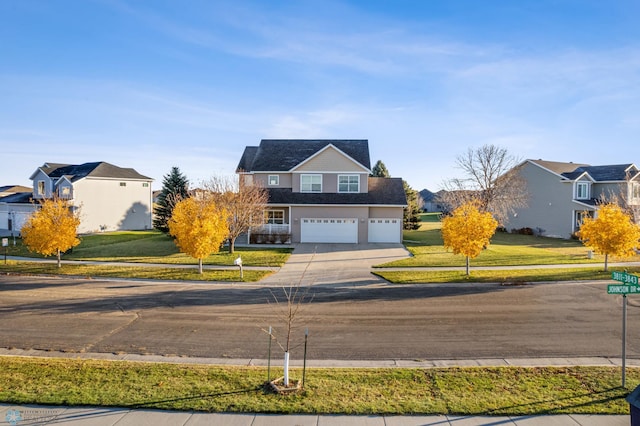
[5,231,292,267]
[385,217,640,268]
[0,356,636,415]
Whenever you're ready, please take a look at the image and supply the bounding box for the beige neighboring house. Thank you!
[0,162,153,235]
[236,139,407,244]
[504,159,640,239]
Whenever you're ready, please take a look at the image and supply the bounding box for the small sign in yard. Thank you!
[1,238,7,247]
[612,271,639,286]
[608,284,640,295]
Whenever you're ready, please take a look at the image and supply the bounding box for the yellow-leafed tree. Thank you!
[577,203,640,272]
[441,200,498,276]
[168,196,229,274]
[21,198,81,268]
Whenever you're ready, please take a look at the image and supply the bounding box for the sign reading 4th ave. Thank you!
[612,271,639,286]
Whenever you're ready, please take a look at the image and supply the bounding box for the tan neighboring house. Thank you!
[0,162,153,235]
[236,139,407,244]
[504,159,640,239]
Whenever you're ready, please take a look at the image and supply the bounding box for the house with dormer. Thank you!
[236,139,407,244]
[0,162,153,235]
[504,159,640,239]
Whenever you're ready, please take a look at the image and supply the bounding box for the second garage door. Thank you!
[368,218,402,243]
[300,218,358,243]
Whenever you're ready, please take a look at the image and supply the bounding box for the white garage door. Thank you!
[301,218,358,243]
[368,218,401,243]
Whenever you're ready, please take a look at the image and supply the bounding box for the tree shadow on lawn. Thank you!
[479,386,627,416]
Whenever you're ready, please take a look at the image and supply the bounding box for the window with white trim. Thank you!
[338,175,359,193]
[268,175,279,186]
[632,182,640,200]
[60,186,71,196]
[576,182,589,199]
[264,210,284,224]
[37,181,45,196]
[301,174,322,192]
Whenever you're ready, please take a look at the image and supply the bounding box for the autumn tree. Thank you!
[441,200,498,275]
[21,197,81,268]
[203,175,268,254]
[168,196,229,274]
[577,203,640,272]
[440,144,528,224]
[153,166,190,233]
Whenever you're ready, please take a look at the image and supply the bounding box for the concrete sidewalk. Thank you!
[0,404,630,425]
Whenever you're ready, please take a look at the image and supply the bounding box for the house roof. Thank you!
[0,185,31,194]
[266,177,406,206]
[0,191,33,204]
[529,159,639,182]
[237,139,371,172]
[571,164,638,181]
[34,162,152,182]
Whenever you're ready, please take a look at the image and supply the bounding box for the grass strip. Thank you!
[374,267,640,284]
[0,357,636,415]
[0,261,271,282]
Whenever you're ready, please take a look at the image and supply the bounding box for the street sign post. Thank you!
[608,271,640,387]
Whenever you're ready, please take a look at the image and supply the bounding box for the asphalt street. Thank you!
[0,242,638,361]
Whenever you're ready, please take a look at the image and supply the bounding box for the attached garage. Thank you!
[301,218,358,243]
[368,218,402,243]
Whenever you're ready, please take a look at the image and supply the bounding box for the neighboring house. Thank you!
[236,139,407,244]
[0,185,31,198]
[419,189,445,212]
[0,162,153,235]
[504,159,640,239]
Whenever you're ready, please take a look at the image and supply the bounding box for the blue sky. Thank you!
[2,0,639,191]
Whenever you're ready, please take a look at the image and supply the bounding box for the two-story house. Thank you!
[504,159,640,238]
[236,139,407,244]
[0,161,153,235]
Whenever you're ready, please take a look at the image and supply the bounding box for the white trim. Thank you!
[337,174,360,193]
[300,174,322,192]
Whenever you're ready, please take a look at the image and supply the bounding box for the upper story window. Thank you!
[631,182,640,201]
[576,181,590,200]
[268,175,279,186]
[338,175,359,193]
[301,174,322,192]
[37,180,45,196]
[60,186,71,197]
[120,182,127,187]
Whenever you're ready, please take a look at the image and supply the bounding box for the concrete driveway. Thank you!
[261,243,409,287]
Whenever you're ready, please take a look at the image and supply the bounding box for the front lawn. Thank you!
[386,218,640,268]
[5,231,292,267]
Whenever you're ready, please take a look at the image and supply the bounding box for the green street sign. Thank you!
[608,284,640,295]
[612,271,639,286]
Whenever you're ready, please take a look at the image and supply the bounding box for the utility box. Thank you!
[626,385,640,425]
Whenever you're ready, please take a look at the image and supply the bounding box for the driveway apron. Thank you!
[260,243,409,287]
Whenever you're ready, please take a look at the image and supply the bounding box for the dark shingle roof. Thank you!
[571,164,637,181]
[531,159,639,182]
[266,177,406,206]
[0,191,33,204]
[237,140,371,172]
[42,162,152,181]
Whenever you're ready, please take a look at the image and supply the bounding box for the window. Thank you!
[37,181,45,195]
[301,174,322,192]
[632,183,640,200]
[576,182,589,199]
[264,210,284,224]
[143,182,149,187]
[60,186,71,196]
[120,182,127,187]
[338,175,359,193]
[268,175,279,186]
